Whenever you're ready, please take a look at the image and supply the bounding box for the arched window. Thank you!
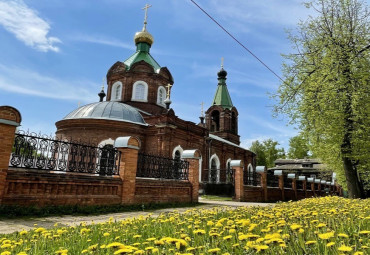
[247,163,254,185]
[231,111,237,134]
[157,86,166,106]
[211,110,220,131]
[209,154,220,183]
[132,81,148,102]
[226,158,232,184]
[111,81,122,101]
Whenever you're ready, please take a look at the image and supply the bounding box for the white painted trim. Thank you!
[132,80,148,102]
[111,81,123,101]
[98,138,114,147]
[172,145,184,159]
[156,86,166,107]
[209,153,220,183]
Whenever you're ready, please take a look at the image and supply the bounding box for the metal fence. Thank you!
[136,153,189,180]
[202,169,234,184]
[9,131,120,176]
[244,169,261,186]
[266,170,279,187]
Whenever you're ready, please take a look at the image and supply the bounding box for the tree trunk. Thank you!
[342,156,362,198]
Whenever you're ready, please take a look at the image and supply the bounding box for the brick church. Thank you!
[55,9,256,184]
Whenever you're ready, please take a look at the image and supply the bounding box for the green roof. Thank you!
[124,42,161,73]
[212,78,233,109]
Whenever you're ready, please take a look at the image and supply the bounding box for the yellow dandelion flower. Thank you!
[103,232,110,237]
[1,252,11,255]
[305,241,317,245]
[318,232,334,240]
[359,231,370,235]
[290,224,302,230]
[353,252,364,255]
[223,235,232,241]
[114,248,134,254]
[338,245,352,252]
[327,242,335,247]
[133,251,144,255]
[107,242,125,248]
[338,233,349,238]
[208,248,221,253]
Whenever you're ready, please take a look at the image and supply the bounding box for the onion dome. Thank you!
[217,68,227,79]
[63,101,146,125]
[134,28,154,46]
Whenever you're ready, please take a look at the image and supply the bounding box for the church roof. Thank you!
[124,46,161,73]
[63,101,147,125]
[212,68,233,109]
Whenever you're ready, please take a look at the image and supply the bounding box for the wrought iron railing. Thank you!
[266,170,279,187]
[136,153,189,180]
[202,169,234,184]
[244,169,261,186]
[9,131,120,176]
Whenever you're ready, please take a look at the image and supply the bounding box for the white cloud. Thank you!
[0,64,97,102]
[0,0,60,52]
[71,34,134,51]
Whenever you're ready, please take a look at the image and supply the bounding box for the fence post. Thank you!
[278,173,285,201]
[182,149,201,203]
[231,160,244,201]
[114,136,140,205]
[256,166,267,202]
[0,106,21,205]
[290,174,297,200]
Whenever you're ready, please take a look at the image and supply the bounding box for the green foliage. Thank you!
[287,133,310,159]
[274,0,370,197]
[0,202,200,219]
[250,139,285,168]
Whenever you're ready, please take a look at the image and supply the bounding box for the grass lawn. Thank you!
[199,195,233,201]
[0,196,368,254]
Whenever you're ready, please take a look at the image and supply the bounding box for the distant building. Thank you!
[269,158,333,180]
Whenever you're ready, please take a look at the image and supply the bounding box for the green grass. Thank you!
[0,202,202,219]
[200,195,233,201]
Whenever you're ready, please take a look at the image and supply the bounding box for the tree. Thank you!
[250,140,267,166]
[250,139,285,168]
[287,133,310,159]
[274,0,370,198]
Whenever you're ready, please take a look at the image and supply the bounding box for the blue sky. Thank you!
[0,0,316,150]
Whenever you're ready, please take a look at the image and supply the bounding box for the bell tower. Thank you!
[205,60,240,145]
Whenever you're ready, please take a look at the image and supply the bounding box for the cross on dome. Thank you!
[142,4,152,30]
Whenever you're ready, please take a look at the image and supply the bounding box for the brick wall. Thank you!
[3,169,122,206]
[243,186,264,202]
[135,178,192,204]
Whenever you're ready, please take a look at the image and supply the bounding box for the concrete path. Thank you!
[0,199,274,234]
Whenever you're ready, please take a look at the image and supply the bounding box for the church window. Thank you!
[132,81,148,102]
[209,154,220,183]
[111,81,122,101]
[231,111,237,134]
[211,111,220,132]
[157,86,166,106]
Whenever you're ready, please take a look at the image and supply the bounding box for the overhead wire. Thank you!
[189,0,285,83]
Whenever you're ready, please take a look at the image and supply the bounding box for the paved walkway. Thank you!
[0,199,273,234]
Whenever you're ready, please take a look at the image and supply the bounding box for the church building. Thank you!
[55,8,256,185]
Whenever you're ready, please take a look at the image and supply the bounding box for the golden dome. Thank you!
[134,28,154,46]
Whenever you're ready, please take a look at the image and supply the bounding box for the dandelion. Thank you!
[338,245,352,252]
[326,242,335,247]
[318,232,334,240]
[338,233,349,238]
[208,248,221,253]
[305,241,317,245]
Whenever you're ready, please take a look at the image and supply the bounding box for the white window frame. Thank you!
[111,81,122,101]
[172,145,184,159]
[132,81,148,102]
[209,153,221,183]
[157,86,166,107]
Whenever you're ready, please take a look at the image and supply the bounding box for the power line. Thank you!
[189,0,284,83]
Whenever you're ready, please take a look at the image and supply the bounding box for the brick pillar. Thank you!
[311,182,316,196]
[278,175,285,201]
[232,160,244,201]
[181,149,202,203]
[256,166,267,202]
[114,136,140,205]
[292,178,297,200]
[317,182,322,196]
[303,180,307,198]
[0,106,21,204]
